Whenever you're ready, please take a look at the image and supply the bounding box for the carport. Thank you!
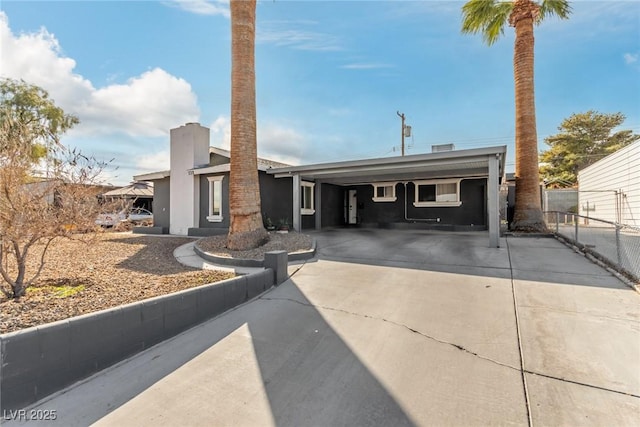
[268,146,506,248]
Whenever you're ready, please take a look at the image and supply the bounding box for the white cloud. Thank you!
[0,12,200,138]
[0,12,94,105]
[80,68,199,137]
[210,115,231,149]
[624,53,638,64]
[257,21,342,52]
[136,150,171,174]
[163,0,229,18]
[258,123,307,166]
[208,115,306,165]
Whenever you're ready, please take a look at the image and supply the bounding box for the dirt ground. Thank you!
[0,233,235,334]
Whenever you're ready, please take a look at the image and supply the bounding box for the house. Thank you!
[98,181,154,212]
[23,179,114,206]
[578,141,640,226]
[133,123,290,236]
[135,122,507,247]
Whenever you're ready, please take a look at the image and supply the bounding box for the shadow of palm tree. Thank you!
[104,235,200,276]
[64,279,416,426]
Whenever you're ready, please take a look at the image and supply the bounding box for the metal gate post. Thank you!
[615,225,622,265]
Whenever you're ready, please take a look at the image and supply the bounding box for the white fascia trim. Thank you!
[206,175,224,222]
[372,181,398,202]
[192,164,231,175]
[133,171,170,181]
[413,178,462,207]
[413,201,462,208]
[301,181,315,215]
[192,163,270,175]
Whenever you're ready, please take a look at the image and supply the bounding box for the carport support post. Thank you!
[292,174,301,232]
[315,180,322,230]
[488,154,500,248]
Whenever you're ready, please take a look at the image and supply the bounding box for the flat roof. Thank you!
[267,145,507,185]
[133,170,170,181]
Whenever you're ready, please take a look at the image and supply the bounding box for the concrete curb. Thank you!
[193,238,317,267]
[0,252,289,412]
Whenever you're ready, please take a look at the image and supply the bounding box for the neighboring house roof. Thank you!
[100,181,154,198]
[267,145,507,185]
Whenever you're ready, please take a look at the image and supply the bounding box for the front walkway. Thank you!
[7,231,639,426]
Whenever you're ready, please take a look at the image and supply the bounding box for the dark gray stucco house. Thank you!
[134,122,507,247]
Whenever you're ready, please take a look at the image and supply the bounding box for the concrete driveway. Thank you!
[9,230,640,426]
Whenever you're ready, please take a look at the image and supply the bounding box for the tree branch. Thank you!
[24,237,55,288]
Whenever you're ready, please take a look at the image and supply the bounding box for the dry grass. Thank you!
[0,232,235,334]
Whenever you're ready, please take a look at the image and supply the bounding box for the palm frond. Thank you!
[461,0,513,46]
[538,0,572,23]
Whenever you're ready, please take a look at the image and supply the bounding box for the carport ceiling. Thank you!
[268,146,506,186]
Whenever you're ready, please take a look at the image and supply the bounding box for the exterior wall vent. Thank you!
[432,143,455,153]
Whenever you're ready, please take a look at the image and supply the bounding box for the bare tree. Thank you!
[0,80,111,298]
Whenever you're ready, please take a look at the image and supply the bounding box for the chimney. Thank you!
[169,123,210,235]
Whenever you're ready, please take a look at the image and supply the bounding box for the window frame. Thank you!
[301,181,315,215]
[413,179,462,207]
[371,182,397,202]
[206,175,224,222]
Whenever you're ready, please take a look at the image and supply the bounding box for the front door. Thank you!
[346,190,357,224]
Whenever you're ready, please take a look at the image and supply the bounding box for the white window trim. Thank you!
[206,175,224,222]
[301,181,315,215]
[413,179,462,207]
[372,182,397,202]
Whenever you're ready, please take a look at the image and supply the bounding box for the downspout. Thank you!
[403,182,440,223]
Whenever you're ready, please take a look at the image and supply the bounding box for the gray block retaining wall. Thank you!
[0,260,285,412]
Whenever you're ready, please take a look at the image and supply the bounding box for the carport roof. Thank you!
[267,145,507,185]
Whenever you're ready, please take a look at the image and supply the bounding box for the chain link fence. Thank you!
[545,211,640,283]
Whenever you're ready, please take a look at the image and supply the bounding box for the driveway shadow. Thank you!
[41,281,416,426]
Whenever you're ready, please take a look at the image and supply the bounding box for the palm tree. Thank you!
[228,0,268,250]
[462,0,571,232]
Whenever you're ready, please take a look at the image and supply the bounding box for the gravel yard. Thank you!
[197,231,313,260]
[1,231,315,334]
[0,233,234,334]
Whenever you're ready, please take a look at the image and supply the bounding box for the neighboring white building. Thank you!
[578,141,640,226]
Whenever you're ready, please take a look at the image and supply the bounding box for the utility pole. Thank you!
[397,111,405,156]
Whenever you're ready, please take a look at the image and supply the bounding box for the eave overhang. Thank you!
[267,146,507,185]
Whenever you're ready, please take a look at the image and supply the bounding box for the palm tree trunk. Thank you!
[228,0,268,250]
[511,0,546,232]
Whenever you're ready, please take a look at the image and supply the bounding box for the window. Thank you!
[372,182,397,202]
[301,181,315,215]
[207,176,224,222]
[413,179,462,207]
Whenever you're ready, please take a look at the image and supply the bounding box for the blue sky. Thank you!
[1,1,638,185]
